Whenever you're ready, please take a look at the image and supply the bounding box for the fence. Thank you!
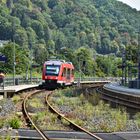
[0,77,120,87]
[2,77,42,87]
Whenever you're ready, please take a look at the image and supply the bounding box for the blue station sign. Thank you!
[0,54,7,62]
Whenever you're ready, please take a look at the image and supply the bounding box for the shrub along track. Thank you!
[46,91,103,140]
[22,86,104,140]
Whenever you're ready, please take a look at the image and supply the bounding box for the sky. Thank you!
[117,0,140,10]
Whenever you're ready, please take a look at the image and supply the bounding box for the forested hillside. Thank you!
[0,0,140,76]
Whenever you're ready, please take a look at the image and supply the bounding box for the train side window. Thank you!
[72,69,74,76]
[62,68,66,77]
[67,68,70,79]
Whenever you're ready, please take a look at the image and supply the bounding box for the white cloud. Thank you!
[117,0,140,10]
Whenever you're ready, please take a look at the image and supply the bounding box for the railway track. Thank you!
[22,88,103,140]
[22,89,50,140]
[46,91,103,140]
[96,87,140,111]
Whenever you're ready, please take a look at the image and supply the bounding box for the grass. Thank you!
[7,116,21,129]
[0,114,22,129]
[50,87,137,132]
[32,110,70,130]
[134,112,140,128]
[12,95,21,104]
[28,98,44,108]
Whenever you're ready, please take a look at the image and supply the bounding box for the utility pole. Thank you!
[13,40,16,85]
[12,22,16,85]
[29,42,32,83]
[137,27,140,88]
[78,57,81,87]
[122,48,126,86]
[138,28,140,80]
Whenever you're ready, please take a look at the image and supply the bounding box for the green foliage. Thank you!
[29,97,44,108]
[0,42,30,74]
[52,88,131,132]
[8,116,21,129]
[134,112,140,127]
[12,95,21,104]
[0,0,139,76]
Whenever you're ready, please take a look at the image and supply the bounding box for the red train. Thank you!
[42,60,74,88]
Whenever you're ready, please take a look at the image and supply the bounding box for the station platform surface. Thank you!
[0,129,140,140]
[104,83,140,97]
[0,84,38,98]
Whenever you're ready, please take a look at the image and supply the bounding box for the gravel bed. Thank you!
[51,89,140,132]
[27,105,46,113]
[125,120,140,131]
[0,99,15,117]
[57,104,140,132]
[58,105,73,114]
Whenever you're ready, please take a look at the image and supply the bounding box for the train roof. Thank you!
[44,60,73,66]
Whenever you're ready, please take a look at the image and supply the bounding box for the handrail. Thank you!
[1,77,120,87]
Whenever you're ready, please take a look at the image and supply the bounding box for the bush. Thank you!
[8,117,21,129]
[134,112,140,127]
[12,95,21,104]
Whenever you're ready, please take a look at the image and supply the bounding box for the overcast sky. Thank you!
[117,0,140,10]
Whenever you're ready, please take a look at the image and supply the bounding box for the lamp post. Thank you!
[12,22,16,85]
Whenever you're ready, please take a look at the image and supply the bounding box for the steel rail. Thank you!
[22,90,50,140]
[46,92,103,140]
[96,87,140,110]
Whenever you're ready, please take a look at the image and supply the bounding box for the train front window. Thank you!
[46,65,60,76]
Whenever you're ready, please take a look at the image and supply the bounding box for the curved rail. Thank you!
[22,90,50,140]
[96,87,140,110]
[46,92,103,140]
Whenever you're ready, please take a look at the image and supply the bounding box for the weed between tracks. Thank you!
[26,92,73,130]
[50,87,140,132]
[0,98,23,130]
[0,89,140,133]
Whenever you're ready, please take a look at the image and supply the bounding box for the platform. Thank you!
[0,84,38,98]
[104,82,140,97]
[0,129,140,140]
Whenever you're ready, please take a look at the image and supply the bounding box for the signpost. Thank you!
[0,54,7,63]
[0,54,7,89]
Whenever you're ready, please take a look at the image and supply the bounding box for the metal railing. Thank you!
[75,77,120,82]
[0,77,120,87]
[2,77,42,87]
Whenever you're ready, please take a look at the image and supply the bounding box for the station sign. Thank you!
[0,54,7,62]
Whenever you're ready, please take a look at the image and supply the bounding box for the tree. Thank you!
[26,27,37,46]
[43,24,51,42]
[52,30,67,55]
[11,3,29,20]
[51,4,67,28]
[74,47,96,76]
[79,31,87,46]
[34,43,48,64]
[14,27,28,47]
[31,20,44,39]
[48,0,58,9]
[0,42,29,74]
[6,0,13,10]
[47,39,55,57]
[87,33,97,49]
